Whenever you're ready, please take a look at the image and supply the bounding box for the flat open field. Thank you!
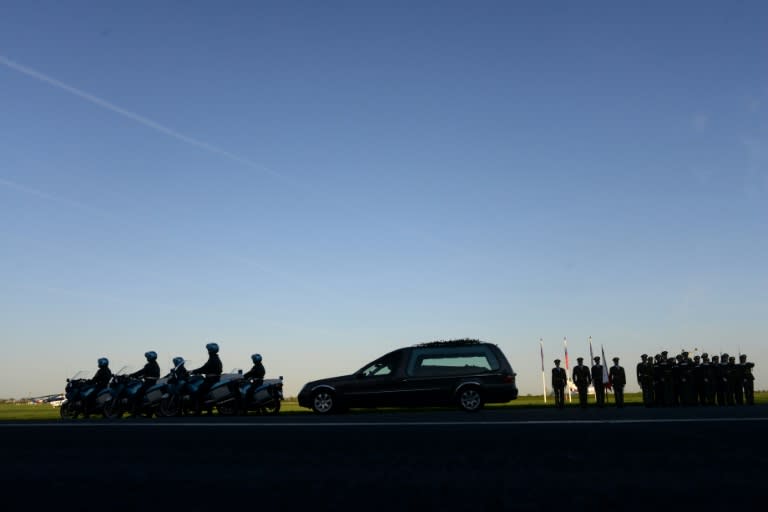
[3,391,765,420]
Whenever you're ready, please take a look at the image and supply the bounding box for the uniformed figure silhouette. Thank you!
[653,354,665,406]
[733,356,745,405]
[727,356,740,405]
[572,357,591,409]
[591,356,605,408]
[713,355,726,406]
[552,359,567,409]
[702,353,715,406]
[637,354,653,406]
[609,357,626,408]
[741,355,755,405]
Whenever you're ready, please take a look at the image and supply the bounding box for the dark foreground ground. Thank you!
[2,406,766,511]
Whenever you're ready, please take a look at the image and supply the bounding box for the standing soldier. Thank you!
[734,355,746,405]
[637,354,648,407]
[701,353,713,406]
[741,355,755,405]
[663,358,676,407]
[591,356,605,408]
[653,354,665,406]
[552,359,567,409]
[713,355,726,406]
[609,357,626,408]
[678,352,694,406]
[692,355,705,406]
[572,357,591,409]
[642,355,655,406]
[727,356,739,405]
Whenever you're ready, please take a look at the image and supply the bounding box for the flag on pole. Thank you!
[601,344,612,391]
[564,337,572,402]
[588,336,594,363]
[564,337,570,371]
[540,338,547,403]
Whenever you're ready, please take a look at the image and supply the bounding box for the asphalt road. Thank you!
[2,406,766,511]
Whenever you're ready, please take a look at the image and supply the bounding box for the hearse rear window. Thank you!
[406,347,499,376]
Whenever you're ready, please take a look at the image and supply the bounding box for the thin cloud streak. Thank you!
[0,55,286,182]
[0,177,112,218]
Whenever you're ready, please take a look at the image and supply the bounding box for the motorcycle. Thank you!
[204,370,245,416]
[60,371,112,419]
[158,363,206,417]
[238,376,284,415]
[139,377,171,417]
[101,367,168,419]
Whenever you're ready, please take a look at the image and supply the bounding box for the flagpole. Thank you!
[564,336,572,403]
[540,338,547,404]
[601,344,610,400]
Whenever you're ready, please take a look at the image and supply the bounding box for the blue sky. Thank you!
[1,1,766,399]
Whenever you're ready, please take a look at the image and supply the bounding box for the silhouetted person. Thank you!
[653,354,665,406]
[591,356,605,408]
[129,350,160,417]
[191,342,223,415]
[701,353,715,406]
[741,354,755,405]
[552,359,567,409]
[572,357,591,408]
[609,357,626,408]
[727,356,740,405]
[241,353,266,412]
[85,357,112,418]
[637,354,652,406]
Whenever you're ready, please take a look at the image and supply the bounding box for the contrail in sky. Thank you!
[0,177,112,218]
[0,55,284,181]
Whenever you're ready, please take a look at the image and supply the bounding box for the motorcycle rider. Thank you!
[128,351,161,417]
[190,342,223,415]
[85,357,112,417]
[167,356,189,382]
[241,353,266,413]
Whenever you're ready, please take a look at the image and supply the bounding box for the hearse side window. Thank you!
[359,353,400,377]
[406,347,500,376]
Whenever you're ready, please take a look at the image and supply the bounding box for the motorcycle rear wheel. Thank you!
[262,401,281,415]
[102,399,123,420]
[216,401,238,416]
[159,395,181,417]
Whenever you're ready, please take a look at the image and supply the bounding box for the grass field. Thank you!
[2,392,765,421]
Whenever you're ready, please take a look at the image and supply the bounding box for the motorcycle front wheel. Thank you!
[60,402,77,420]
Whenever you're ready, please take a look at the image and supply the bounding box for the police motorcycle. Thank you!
[158,358,206,417]
[139,375,171,417]
[101,366,168,419]
[238,376,284,415]
[203,368,246,416]
[60,371,112,419]
[101,366,141,419]
[113,368,170,419]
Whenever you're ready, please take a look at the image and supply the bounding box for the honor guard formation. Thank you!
[636,351,756,407]
[552,352,756,408]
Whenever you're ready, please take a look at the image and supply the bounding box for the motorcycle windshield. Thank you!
[114,366,135,376]
[70,370,89,380]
